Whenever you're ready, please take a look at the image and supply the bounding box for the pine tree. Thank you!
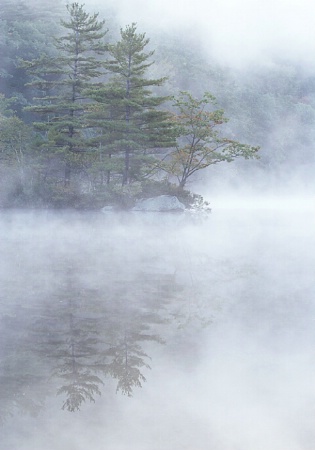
[24,3,108,186]
[87,23,175,187]
[31,265,107,412]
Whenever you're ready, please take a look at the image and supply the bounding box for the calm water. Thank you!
[1,199,315,450]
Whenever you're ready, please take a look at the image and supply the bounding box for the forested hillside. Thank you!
[0,0,314,208]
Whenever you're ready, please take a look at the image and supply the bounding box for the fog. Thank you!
[1,0,315,448]
[89,0,315,68]
[1,201,315,449]
[85,0,315,192]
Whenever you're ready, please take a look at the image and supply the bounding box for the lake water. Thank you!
[1,197,315,450]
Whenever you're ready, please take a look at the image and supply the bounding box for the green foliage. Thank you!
[23,2,108,186]
[0,1,63,117]
[2,0,311,208]
[0,97,36,206]
[0,114,32,159]
[86,23,175,186]
[160,91,259,188]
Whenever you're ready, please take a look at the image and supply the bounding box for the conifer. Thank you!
[24,3,108,185]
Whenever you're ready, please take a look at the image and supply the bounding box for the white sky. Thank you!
[88,0,315,68]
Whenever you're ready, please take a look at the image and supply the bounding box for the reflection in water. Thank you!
[0,210,265,422]
[1,204,315,450]
[0,235,181,417]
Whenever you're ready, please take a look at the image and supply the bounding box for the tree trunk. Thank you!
[65,160,71,187]
[122,149,130,185]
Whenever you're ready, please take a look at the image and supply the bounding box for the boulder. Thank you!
[101,205,115,213]
[132,195,185,212]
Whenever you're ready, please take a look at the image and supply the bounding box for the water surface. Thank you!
[1,199,315,449]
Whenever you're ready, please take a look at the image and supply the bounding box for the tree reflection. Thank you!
[104,329,152,396]
[100,306,165,397]
[0,260,180,420]
[0,309,47,424]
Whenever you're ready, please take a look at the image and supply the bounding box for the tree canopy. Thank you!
[0,1,293,209]
[161,91,259,189]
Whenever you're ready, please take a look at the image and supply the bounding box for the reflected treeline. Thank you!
[0,212,238,425]
[0,260,181,422]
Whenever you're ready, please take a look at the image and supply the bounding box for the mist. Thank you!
[88,0,315,68]
[1,201,315,449]
[1,0,315,448]
[84,0,315,195]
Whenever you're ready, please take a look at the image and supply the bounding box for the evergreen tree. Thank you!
[24,3,108,186]
[0,95,35,205]
[0,1,62,116]
[87,23,175,187]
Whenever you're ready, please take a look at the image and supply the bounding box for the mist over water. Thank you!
[1,194,315,450]
[1,0,315,447]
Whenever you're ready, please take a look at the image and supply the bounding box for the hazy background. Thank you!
[83,0,315,198]
[89,0,315,68]
[2,1,315,449]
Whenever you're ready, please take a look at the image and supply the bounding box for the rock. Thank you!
[132,195,185,212]
[101,205,115,213]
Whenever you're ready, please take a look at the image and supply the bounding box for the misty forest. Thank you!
[1,1,315,449]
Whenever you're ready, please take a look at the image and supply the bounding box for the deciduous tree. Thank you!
[162,91,259,189]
